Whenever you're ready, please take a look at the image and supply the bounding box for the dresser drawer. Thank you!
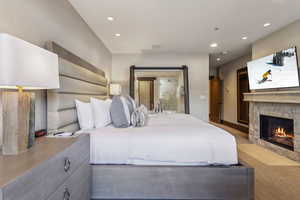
[47,158,91,200]
[62,135,90,176]
[2,135,90,200]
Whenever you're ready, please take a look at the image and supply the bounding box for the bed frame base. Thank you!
[91,164,254,200]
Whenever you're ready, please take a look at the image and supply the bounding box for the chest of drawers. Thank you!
[0,135,91,200]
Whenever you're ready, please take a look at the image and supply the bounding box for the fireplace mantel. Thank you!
[246,90,300,161]
[244,91,300,104]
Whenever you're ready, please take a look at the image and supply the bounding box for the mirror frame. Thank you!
[129,65,190,114]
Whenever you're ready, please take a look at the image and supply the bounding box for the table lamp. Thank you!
[110,83,122,96]
[0,33,59,155]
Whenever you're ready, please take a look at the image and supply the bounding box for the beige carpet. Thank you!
[238,144,300,166]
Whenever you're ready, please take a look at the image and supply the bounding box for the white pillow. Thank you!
[130,97,137,110]
[90,98,112,128]
[75,100,94,130]
[125,95,136,113]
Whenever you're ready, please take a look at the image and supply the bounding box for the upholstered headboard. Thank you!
[46,42,108,132]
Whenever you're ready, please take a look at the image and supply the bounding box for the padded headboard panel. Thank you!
[46,42,108,132]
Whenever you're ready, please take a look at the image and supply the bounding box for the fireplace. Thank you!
[260,115,294,151]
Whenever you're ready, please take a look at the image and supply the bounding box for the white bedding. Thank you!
[88,113,238,166]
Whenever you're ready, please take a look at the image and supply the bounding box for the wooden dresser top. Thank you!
[0,136,79,187]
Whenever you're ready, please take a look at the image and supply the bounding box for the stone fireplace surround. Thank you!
[244,91,300,162]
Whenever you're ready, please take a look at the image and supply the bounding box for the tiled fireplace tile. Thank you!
[249,101,300,162]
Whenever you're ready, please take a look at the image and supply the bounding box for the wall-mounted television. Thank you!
[247,47,299,90]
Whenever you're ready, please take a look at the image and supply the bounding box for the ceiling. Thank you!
[69,0,300,67]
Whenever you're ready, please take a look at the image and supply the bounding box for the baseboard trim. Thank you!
[220,120,249,133]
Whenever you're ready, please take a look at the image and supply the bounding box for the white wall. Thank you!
[0,0,112,133]
[252,20,300,93]
[217,20,300,126]
[112,53,209,121]
[219,54,252,125]
[253,20,300,61]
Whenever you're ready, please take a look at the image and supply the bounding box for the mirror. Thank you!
[130,66,190,114]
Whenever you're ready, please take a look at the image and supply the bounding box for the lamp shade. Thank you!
[110,83,122,95]
[0,33,59,90]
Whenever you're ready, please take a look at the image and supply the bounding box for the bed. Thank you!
[46,42,254,200]
[89,113,238,166]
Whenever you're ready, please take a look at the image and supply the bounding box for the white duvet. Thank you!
[88,113,238,166]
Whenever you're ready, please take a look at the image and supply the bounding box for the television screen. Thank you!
[247,47,299,90]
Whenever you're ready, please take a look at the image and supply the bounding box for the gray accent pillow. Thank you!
[131,109,146,127]
[110,96,131,128]
[131,105,148,127]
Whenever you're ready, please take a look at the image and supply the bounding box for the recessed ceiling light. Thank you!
[242,36,248,40]
[222,51,228,55]
[107,17,114,21]
[264,23,271,27]
[217,58,221,61]
[115,33,121,37]
[210,43,218,48]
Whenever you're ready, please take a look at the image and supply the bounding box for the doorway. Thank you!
[237,68,250,125]
[209,76,222,123]
[137,77,155,110]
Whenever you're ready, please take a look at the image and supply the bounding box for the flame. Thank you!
[274,127,293,138]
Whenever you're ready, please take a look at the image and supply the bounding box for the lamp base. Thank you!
[1,91,35,155]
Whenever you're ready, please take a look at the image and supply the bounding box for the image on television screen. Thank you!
[247,47,299,90]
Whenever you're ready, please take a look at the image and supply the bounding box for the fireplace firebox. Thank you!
[260,115,294,151]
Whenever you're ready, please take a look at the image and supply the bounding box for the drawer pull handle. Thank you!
[63,188,71,200]
[64,158,71,172]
